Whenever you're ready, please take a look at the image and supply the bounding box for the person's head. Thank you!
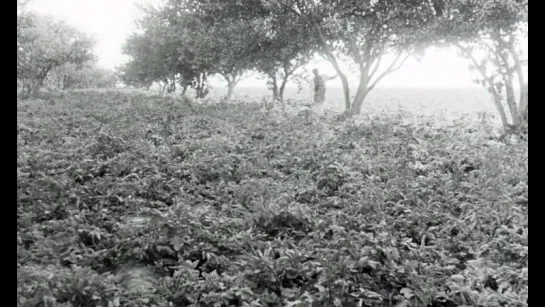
[312,68,319,75]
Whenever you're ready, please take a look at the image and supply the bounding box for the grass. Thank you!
[17,89,527,306]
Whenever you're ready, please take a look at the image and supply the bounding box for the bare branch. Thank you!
[368,53,410,92]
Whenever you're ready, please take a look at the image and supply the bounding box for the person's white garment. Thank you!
[312,74,331,116]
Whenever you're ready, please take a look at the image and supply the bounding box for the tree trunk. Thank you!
[489,86,510,129]
[195,73,208,99]
[225,80,236,102]
[351,64,371,115]
[508,44,528,125]
[279,77,288,105]
[351,87,370,115]
[313,23,351,112]
[503,77,519,127]
[519,82,528,123]
[270,76,279,103]
[26,66,53,96]
[325,54,350,112]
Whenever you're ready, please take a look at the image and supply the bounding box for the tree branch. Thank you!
[238,70,255,82]
[339,18,363,65]
[368,55,382,82]
[368,53,409,92]
[506,36,527,111]
[456,43,490,84]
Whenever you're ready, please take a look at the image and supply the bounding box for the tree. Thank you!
[121,5,213,98]
[434,0,528,130]
[120,7,179,93]
[17,13,95,97]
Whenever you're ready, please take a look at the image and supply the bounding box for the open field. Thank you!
[17,90,527,306]
[208,86,495,115]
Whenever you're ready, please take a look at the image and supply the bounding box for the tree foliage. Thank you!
[120,6,214,97]
[189,0,315,103]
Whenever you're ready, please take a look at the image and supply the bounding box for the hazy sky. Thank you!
[28,0,526,89]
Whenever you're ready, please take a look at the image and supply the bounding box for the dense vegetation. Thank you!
[17,91,528,306]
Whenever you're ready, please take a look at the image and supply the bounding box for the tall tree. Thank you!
[191,19,258,102]
[433,0,528,129]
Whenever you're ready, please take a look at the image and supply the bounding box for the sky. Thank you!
[27,0,527,89]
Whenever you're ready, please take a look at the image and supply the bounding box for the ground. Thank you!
[17,90,528,307]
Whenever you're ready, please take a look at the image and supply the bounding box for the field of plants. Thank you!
[17,90,528,306]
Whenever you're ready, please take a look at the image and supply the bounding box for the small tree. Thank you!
[17,14,95,97]
[121,11,177,92]
[122,5,214,98]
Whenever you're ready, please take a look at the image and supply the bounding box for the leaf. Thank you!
[400,288,414,299]
[362,289,383,300]
[451,274,465,283]
[315,284,326,293]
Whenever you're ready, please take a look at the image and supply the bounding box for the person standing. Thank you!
[312,68,337,116]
